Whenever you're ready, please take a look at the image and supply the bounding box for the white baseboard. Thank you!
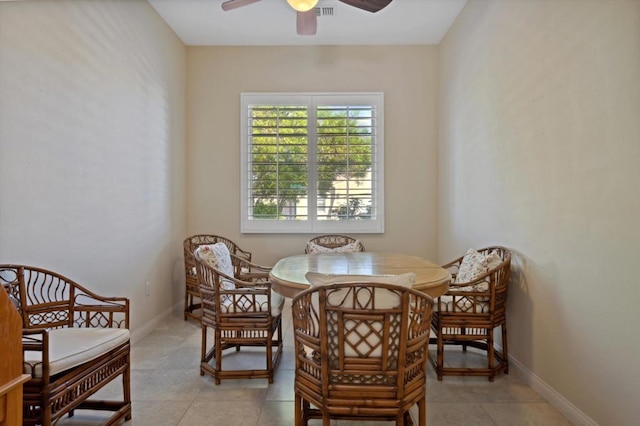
[507,354,598,425]
[130,301,183,344]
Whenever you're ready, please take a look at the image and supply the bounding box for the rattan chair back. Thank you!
[304,234,365,253]
[292,282,434,425]
[183,234,252,321]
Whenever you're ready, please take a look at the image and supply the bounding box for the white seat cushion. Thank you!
[24,327,130,377]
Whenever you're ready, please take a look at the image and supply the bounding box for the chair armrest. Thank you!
[22,329,49,377]
[231,254,272,282]
[72,291,129,329]
[22,328,46,350]
[235,246,253,262]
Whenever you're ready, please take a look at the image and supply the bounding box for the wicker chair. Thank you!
[304,234,365,253]
[0,264,131,426]
[292,282,434,426]
[429,246,512,381]
[183,234,253,321]
[194,247,283,384]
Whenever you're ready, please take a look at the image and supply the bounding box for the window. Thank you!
[240,93,384,234]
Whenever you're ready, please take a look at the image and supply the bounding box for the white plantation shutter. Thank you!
[241,93,384,233]
[248,105,309,221]
[316,105,376,221]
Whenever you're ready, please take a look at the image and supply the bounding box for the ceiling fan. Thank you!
[221,0,393,36]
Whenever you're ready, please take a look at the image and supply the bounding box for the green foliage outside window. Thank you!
[249,105,373,219]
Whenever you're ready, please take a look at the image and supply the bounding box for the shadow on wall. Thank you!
[507,249,569,374]
[507,249,533,366]
[172,254,184,304]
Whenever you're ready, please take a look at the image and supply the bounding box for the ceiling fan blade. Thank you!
[221,0,262,12]
[338,0,392,13]
[297,10,317,36]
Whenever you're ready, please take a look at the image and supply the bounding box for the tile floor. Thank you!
[59,302,571,425]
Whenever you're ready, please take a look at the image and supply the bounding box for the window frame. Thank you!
[240,92,384,234]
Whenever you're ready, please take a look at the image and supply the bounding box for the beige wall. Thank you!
[187,46,439,265]
[438,0,640,424]
[0,0,187,330]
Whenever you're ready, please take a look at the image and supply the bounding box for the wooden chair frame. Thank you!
[429,246,511,381]
[195,253,283,384]
[304,234,365,253]
[183,234,252,321]
[0,264,131,426]
[292,282,434,426]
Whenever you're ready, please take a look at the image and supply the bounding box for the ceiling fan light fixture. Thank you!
[286,0,319,12]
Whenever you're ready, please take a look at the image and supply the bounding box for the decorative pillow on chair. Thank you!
[485,250,503,270]
[305,241,362,254]
[195,243,235,290]
[454,248,503,292]
[455,249,488,284]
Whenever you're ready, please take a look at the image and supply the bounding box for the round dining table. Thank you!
[269,252,451,299]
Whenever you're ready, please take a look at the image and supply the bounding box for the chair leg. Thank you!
[266,329,274,384]
[302,400,311,426]
[436,329,444,381]
[417,397,426,426]
[184,292,190,320]
[461,327,467,352]
[487,328,495,382]
[215,329,222,385]
[200,324,207,376]
[295,394,303,426]
[502,323,509,374]
[42,400,52,426]
[322,413,331,426]
[123,352,132,420]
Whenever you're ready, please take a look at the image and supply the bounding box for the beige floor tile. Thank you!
[257,401,295,426]
[265,368,295,401]
[482,402,573,426]
[56,410,112,425]
[427,402,497,425]
[129,368,205,401]
[177,400,261,426]
[195,382,269,403]
[128,401,193,426]
[427,377,477,403]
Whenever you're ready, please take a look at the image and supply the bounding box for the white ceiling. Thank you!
[148,0,467,46]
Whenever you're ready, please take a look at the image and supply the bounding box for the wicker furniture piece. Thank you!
[0,264,131,426]
[183,234,253,321]
[195,251,283,384]
[0,284,31,426]
[304,234,365,253]
[429,246,512,381]
[292,282,435,426]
